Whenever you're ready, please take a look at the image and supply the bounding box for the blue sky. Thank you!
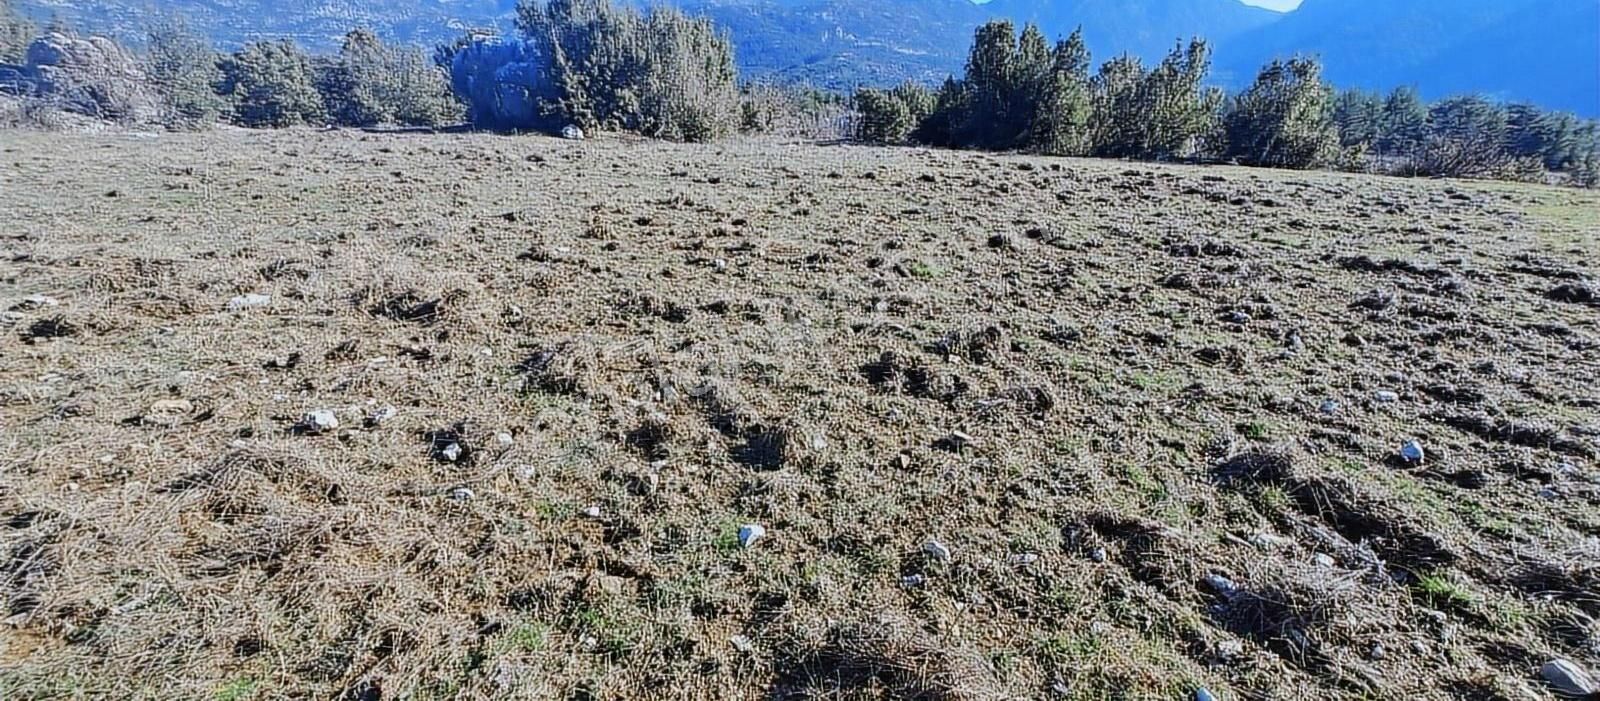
[1241,0,1303,10]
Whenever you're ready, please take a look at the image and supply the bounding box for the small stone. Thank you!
[713,258,728,271]
[450,487,475,501]
[561,124,585,140]
[227,293,272,312]
[298,409,339,434]
[1319,398,1340,415]
[582,505,602,519]
[1374,390,1400,403]
[1089,547,1108,563]
[495,431,515,447]
[1314,553,1337,568]
[1009,553,1039,566]
[1540,659,1599,698]
[1400,440,1426,464]
[145,398,194,426]
[365,405,397,427]
[1250,532,1291,549]
[516,465,537,480]
[923,539,952,562]
[901,574,926,588]
[1369,643,1386,660]
[730,635,756,653]
[1538,487,1561,501]
[1204,573,1239,599]
[1222,310,1252,325]
[15,294,59,310]
[1410,640,1430,656]
[439,443,464,463]
[738,523,766,549]
[1215,639,1245,661]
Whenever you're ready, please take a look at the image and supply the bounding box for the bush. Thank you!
[446,36,559,131]
[1222,58,1338,169]
[1,0,31,64]
[144,17,226,127]
[740,83,848,139]
[217,40,325,128]
[511,0,739,141]
[1412,95,1517,178]
[854,82,933,144]
[318,29,460,128]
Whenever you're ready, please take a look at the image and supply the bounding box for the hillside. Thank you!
[3,128,1599,700]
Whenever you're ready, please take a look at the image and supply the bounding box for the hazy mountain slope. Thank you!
[1415,0,1600,114]
[1218,0,1599,114]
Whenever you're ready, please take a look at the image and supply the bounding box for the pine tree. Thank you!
[1009,23,1052,150]
[1414,95,1513,177]
[217,40,326,128]
[318,29,459,128]
[1088,54,1146,158]
[0,0,32,64]
[1332,88,1382,150]
[1031,28,1092,156]
[144,17,226,127]
[1140,38,1213,160]
[914,76,967,147]
[1376,86,1427,158]
[1221,57,1338,169]
[961,20,1018,149]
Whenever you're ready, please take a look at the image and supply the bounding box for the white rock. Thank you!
[299,409,339,434]
[1540,659,1599,698]
[923,539,952,562]
[582,505,602,519]
[738,523,766,549]
[495,431,515,447]
[1400,440,1426,464]
[450,487,475,501]
[367,405,397,426]
[1319,398,1340,415]
[440,443,464,462]
[1215,639,1245,661]
[1089,547,1108,563]
[901,574,926,588]
[1314,553,1337,568]
[1374,390,1400,403]
[227,293,272,311]
[1009,553,1040,566]
[561,124,585,140]
[729,635,756,653]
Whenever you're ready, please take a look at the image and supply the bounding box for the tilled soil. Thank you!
[1,128,1598,700]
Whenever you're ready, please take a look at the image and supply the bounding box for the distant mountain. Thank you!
[979,0,1279,64]
[1216,0,1599,114]
[14,0,1599,114]
[683,0,984,87]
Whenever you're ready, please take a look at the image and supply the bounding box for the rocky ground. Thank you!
[1,128,1598,700]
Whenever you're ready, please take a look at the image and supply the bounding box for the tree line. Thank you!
[4,0,1596,185]
[853,20,1600,185]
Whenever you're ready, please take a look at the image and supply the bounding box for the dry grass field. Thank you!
[1,128,1598,700]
